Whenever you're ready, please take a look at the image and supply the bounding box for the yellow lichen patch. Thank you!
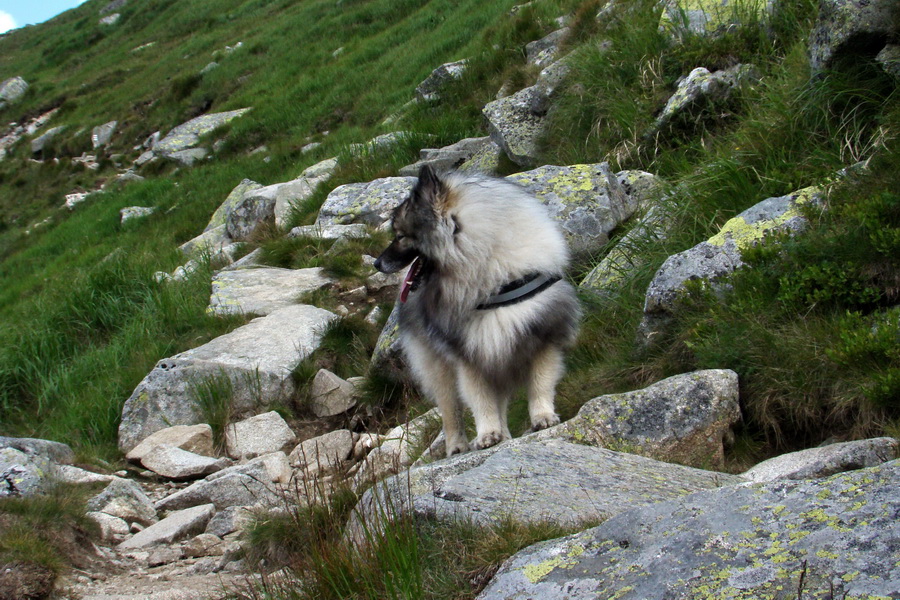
[522,557,564,583]
[707,186,820,249]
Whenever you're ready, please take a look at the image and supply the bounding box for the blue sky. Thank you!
[0,0,88,34]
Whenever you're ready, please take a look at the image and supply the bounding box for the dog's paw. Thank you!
[529,413,560,432]
[446,439,471,457]
[472,430,507,450]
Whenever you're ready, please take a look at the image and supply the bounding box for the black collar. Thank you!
[476,273,561,310]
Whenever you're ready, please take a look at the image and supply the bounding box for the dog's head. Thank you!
[374,164,461,274]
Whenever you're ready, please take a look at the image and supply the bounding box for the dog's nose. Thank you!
[373,256,384,272]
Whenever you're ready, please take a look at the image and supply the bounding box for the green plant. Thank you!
[189,370,236,452]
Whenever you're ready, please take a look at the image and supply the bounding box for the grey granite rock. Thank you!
[126,424,215,463]
[87,478,157,526]
[0,76,28,106]
[483,86,545,167]
[742,437,898,483]
[315,177,416,228]
[478,460,900,600]
[118,304,336,452]
[91,120,118,148]
[224,411,297,459]
[140,445,229,480]
[154,109,251,158]
[415,59,468,101]
[119,504,216,550]
[809,0,900,75]
[308,369,358,418]
[207,267,332,317]
[154,470,279,512]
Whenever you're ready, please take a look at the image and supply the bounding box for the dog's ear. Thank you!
[414,164,445,206]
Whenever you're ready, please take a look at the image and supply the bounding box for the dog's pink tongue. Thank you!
[399,257,420,303]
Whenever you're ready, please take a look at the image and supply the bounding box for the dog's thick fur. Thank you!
[374,165,581,455]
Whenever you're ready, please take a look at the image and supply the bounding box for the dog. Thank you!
[374,165,581,455]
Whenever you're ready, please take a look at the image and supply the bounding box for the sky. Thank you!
[0,0,88,34]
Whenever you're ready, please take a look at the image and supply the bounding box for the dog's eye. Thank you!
[452,216,462,235]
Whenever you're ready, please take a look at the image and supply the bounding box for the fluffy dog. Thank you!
[374,165,581,455]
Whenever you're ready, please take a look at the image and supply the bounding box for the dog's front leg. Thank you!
[527,345,563,431]
[457,365,509,450]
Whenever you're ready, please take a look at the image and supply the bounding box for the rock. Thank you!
[287,223,368,240]
[182,533,225,558]
[0,436,74,464]
[0,447,58,498]
[208,267,332,317]
[415,59,468,101]
[120,206,156,223]
[118,304,336,453]
[315,177,416,228]
[31,126,66,155]
[506,162,639,256]
[399,136,492,176]
[140,445,229,480]
[289,429,356,475]
[87,479,157,526]
[200,61,219,75]
[57,465,119,485]
[119,504,216,550]
[0,77,28,107]
[877,44,900,79]
[540,370,741,470]
[272,174,331,230]
[153,109,252,158]
[348,131,419,157]
[458,139,503,175]
[370,302,402,375]
[126,424,215,463]
[147,546,182,566]
[247,451,292,484]
[100,0,127,13]
[225,411,296,459]
[92,120,118,148]
[658,0,766,37]
[87,511,130,542]
[179,224,232,260]
[204,506,253,537]
[206,179,264,232]
[808,0,900,75]
[483,86,545,167]
[651,64,759,135]
[354,438,743,532]
[308,369,358,418]
[525,28,568,68]
[154,470,279,512]
[528,57,572,115]
[742,437,898,483]
[353,409,441,486]
[640,185,823,340]
[478,460,900,600]
[224,184,280,240]
[167,147,209,166]
[301,157,339,179]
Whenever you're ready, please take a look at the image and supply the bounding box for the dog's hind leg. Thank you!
[403,336,469,456]
[457,364,509,450]
[527,345,563,431]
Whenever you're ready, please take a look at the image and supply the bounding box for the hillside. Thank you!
[0,0,899,597]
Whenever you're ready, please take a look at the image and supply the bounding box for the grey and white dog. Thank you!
[374,165,581,455]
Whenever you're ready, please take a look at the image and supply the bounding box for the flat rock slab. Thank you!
[118,304,336,452]
[208,267,332,316]
[140,445,228,480]
[224,411,296,459]
[358,439,743,529]
[478,460,900,600]
[742,437,898,483]
[154,469,279,512]
[126,425,215,463]
[119,504,215,550]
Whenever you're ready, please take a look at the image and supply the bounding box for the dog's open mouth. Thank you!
[400,256,428,303]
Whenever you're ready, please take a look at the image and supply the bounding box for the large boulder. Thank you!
[31,126,66,155]
[640,185,823,341]
[0,437,74,498]
[354,438,744,531]
[206,179,264,232]
[118,304,336,452]
[808,0,900,75]
[154,462,279,511]
[224,183,279,240]
[525,28,568,68]
[483,86,546,167]
[91,120,118,149]
[315,177,416,228]
[506,163,648,256]
[539,369,741,470]
[207,267,332,317]
[478,460,900,600]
